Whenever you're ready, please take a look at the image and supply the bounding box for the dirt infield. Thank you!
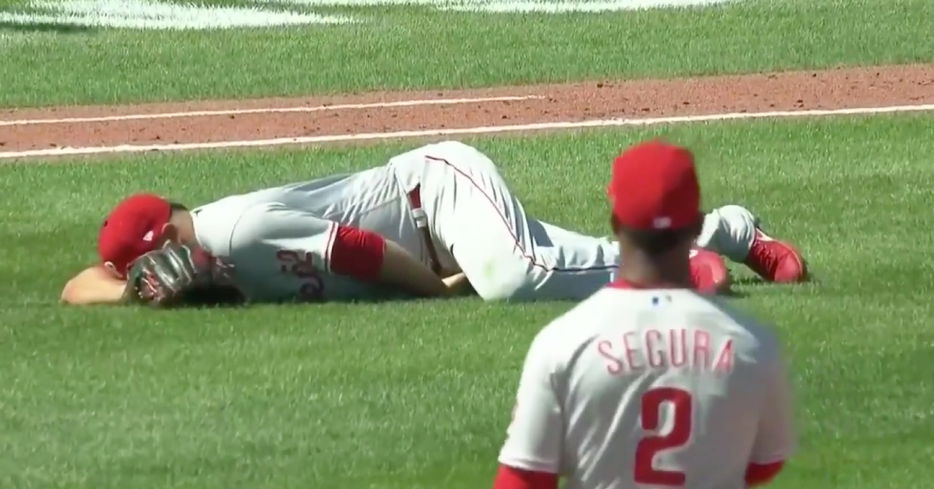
[1,64,932,160]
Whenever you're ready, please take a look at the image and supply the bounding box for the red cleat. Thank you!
[744,229,808,283]
[690,247,731,294]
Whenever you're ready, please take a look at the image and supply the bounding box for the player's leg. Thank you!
[411,141,618,301]
[696,205,757,261]
[696,205,807,283]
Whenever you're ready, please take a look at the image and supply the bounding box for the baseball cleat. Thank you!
[690,247,731,295]
[744,229,807,283]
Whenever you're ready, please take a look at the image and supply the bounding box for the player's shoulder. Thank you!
[228,201,311,243]
[210,199,272,235]
[534,288,631,343]
[190,195,256,256]
[524,288,654,374]
[600,285,783,351]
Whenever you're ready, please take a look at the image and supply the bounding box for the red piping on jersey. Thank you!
[330,225,385,281]
[492,465,558,489]
[425,155,617,273]
[491,461,782,488]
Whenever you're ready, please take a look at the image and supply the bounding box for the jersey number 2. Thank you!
[634,387,692,486]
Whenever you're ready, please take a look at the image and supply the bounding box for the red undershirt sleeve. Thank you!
[329,225,386,281]
[493,458,780,488]
[492,465,559,489]
[745,461,785,486]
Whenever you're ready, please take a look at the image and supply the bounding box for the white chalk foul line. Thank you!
[0,95,545,126]
[2,103,932,161]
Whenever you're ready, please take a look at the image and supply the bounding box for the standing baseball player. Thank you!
[492,141,795,489]
[61,140,806,306]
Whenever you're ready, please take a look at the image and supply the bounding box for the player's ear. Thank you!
[102,261,122,278]
[688,213,704,240]
[609,213,621,235]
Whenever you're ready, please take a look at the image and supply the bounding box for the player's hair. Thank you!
[169,202,188,212]
[179,285,246,307]
[611,213,702,256]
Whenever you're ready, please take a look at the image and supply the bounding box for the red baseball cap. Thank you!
[98,193,172,278]
[608,140,701,231]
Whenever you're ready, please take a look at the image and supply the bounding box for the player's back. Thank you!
[544,284,785,489]
[199,164,400,221]
[192,164,408,252]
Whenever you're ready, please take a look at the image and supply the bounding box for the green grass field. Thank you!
[3,115,934,488]
[3,0,934,487]
[1,0,933,106]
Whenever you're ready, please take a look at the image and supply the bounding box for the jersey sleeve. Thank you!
[231,202,340,270]
[227,203,364,302]
[750,350,797,464]
[491,465,559,489]
[497,327,564,474]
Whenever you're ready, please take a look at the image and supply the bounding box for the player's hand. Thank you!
[442,272,473,297]
[123,243,221,307]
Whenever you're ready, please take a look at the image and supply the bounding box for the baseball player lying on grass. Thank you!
[61,141,806,307]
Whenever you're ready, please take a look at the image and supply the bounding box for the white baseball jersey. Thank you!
[498,283,795,489]
[190,164,415,302]
[188,141,621,302]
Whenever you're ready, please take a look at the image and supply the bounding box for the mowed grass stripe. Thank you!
[1,0,932,106]
[1,114,933,488]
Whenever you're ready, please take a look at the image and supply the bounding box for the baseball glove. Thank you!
[124,243,233,307]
